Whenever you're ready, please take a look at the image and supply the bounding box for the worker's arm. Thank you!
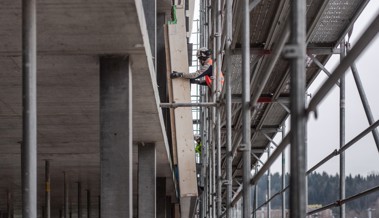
[182,62,212,79]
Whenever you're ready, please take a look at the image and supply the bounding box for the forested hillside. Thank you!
[254,172,379,215]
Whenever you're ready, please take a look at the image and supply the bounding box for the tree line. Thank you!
[254,172,379,212]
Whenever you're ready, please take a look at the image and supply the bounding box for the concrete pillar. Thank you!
[173,204,180,218]
[138,143,156,218]
[156,178,166,218]
[165,196,172,218]
[100,56,133,218]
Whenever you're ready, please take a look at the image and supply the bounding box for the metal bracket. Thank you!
[222,180,231,185]
[238,143,249,151]
[283,44,305,58]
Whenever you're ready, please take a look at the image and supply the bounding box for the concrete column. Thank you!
[100,56,133,218]
[156,178,166,218]
[138,143,156,218]
[173,204,180,218]
[166,196,172,218]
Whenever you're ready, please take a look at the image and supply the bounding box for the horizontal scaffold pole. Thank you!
[160,102,219,108]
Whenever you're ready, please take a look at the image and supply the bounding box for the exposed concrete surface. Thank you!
[0,0,174,216]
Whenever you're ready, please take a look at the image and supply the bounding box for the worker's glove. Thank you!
[170,71,184,78]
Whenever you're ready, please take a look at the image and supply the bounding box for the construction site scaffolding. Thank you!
[189,0,379,218]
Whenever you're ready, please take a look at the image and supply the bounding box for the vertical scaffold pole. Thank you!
[281,125,286,218]
[339,40,346,218]
[348,44,379,152]
[225,0,233,215]
[22,0,37,217]
[267,147,271,218]
[211,1,217,217]
[289,0,306,217]
[242,0,251,216]
[215,0,222,216]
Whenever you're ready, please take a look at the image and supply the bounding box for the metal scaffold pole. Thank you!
[281,125,286,218]
[22,0,37,217]
[348,44,379,152]
[211,1,217,217]
[225,0,233,215]
[267,147,271,218]
[242,0,251,216]
[288,0,306,217]
[215,0,222,216]
[339,40,346,218]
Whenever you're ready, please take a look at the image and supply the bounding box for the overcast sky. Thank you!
[268,1,379,176]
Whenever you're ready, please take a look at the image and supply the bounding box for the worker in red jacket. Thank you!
[170,47,224,88]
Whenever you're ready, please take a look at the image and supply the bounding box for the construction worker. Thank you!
[170,47,224,88]
[194,135,202,155]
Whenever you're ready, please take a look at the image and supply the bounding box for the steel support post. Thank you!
[348,45,379,152]
[207,98,213,217]
[87,190,91,218]
[339,41,346,218]
[267,147,271,218]
[22,0,37,217]
[78,182,82,218]
[289,0,306,217]
[98,196,100,218]
[211,117,216,218]
[64,172,69,218]
[253,166,258,218]
[200,88,207,218]
[7,191,13,218]
[281,125,286,218]
[45,160,51,218]
[211,2,217,216]
[216,0,222,214]
[216,106,222,218]
[225,0,233,215]
[242,0,251,216]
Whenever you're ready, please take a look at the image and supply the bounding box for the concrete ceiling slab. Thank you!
[0,0,174,215]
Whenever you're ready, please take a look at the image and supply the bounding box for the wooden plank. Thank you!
[164,24,178,165]
[166,5,198,217]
